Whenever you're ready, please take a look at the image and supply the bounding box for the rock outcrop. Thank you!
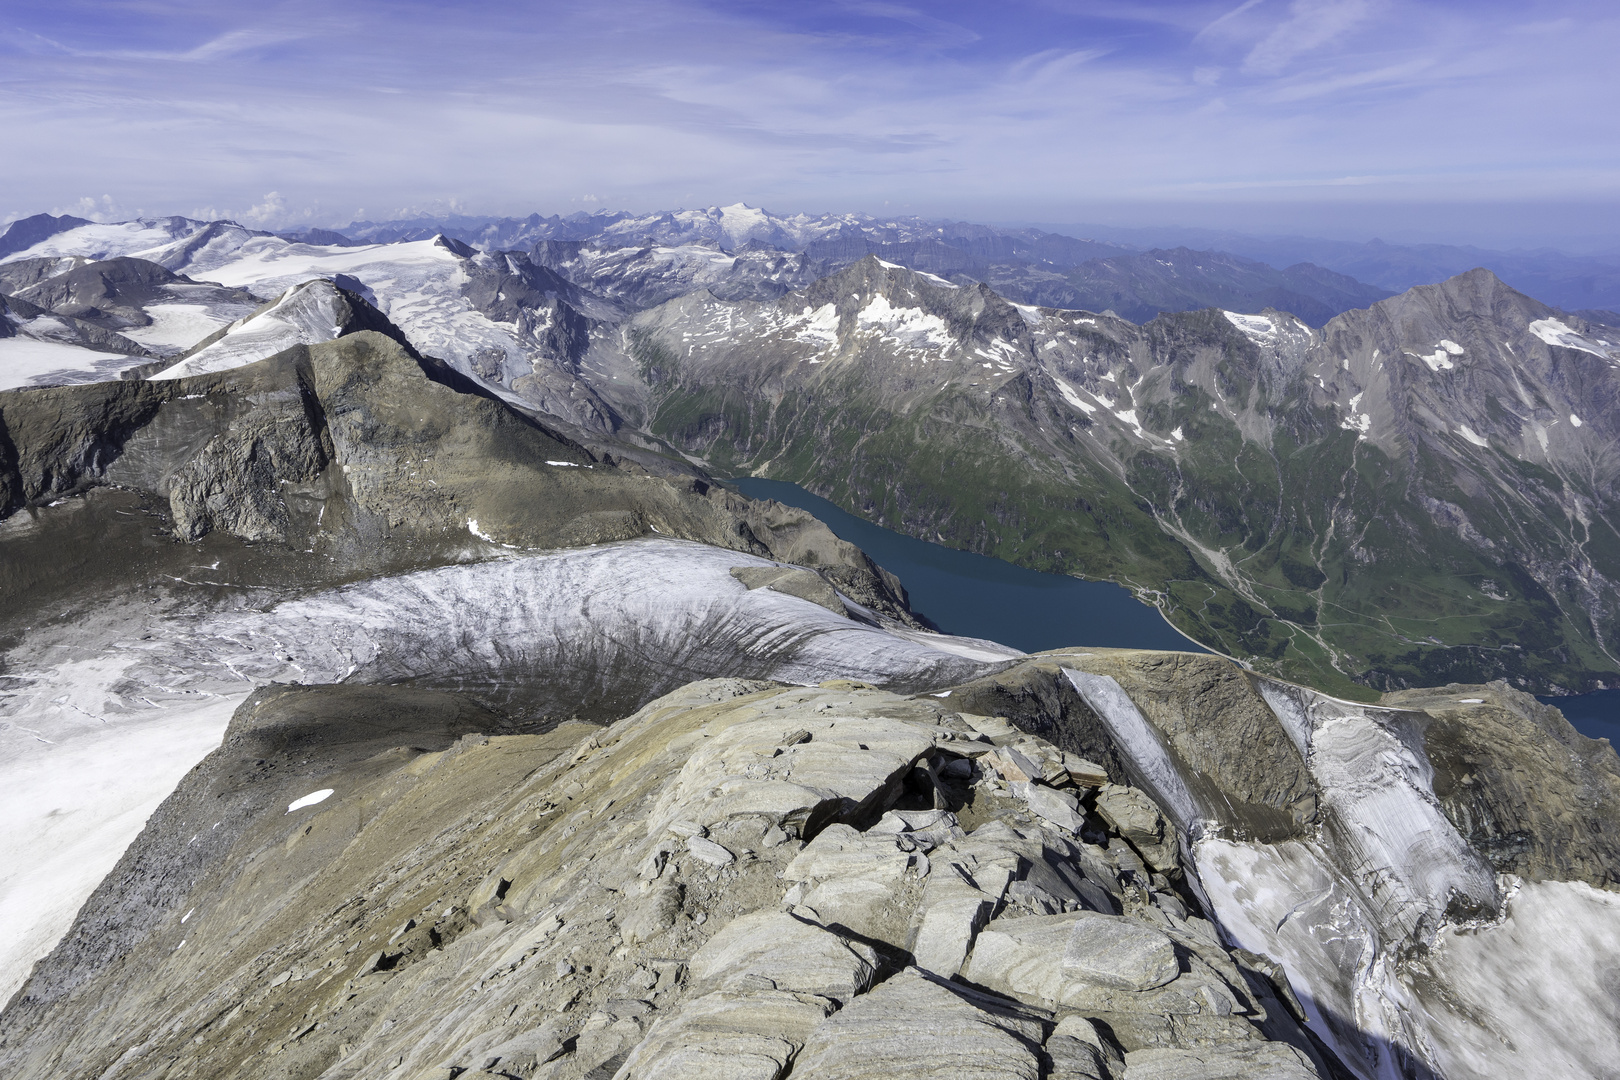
[0,326,917,622]
[0,678,1338,1080]
[2,642,1617,1078]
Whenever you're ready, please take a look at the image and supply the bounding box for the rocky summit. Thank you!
[1,210,1619,1080]
[3,652,1617,1080]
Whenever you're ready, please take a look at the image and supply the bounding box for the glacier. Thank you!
[0,537,1018,1003]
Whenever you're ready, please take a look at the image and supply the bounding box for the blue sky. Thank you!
[2,1,1617,248]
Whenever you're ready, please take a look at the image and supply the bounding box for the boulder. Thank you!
[790,968,1049,1080]
[984,746,1041,783]
[612,989,834,1080]
[1062,910,1181,991]
[1044,1033,1108,1080]
[1019,784,1086,833]
[910,897,991,977]
[1094,784,1179,871]
[650,717,933,834]
[964,911,1184,1009]
[1122,1042,1323,1079]
[686,836,736,867]
[687,911,879,1003]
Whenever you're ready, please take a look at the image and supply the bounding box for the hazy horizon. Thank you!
[4,1,1617,252]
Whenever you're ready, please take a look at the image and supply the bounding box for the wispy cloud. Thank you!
[1195,0,1269,43]
[0,0,1614,246]
[1242,0,1375,74]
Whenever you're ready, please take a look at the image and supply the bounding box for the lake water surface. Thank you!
[731,477,1202,655]
[734,477,1620,744]
[1536,690,1620,745]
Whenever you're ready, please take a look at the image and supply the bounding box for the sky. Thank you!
[2,0,1618,250]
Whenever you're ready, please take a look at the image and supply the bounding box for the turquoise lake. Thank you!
[732,477,1620,744]
[730,477,1203,655]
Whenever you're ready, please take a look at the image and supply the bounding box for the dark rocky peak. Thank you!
[0,290,46,331]
[0,255,92,295]
[459,250,594,359]
[1316,267,1619,391]
[3,256,255,338]
[275,227,364,247]
[1329,267,1557,352]
[432,233,476,258]
[0,213,92,259]
[1373,266,1551,331]
[17,256,181,312]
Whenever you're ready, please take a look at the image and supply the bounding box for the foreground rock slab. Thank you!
[0,677,1332,1080]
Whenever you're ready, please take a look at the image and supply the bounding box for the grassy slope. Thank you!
[634,319,1617,699]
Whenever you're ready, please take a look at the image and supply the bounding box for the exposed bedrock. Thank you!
[0,326,917,624]
[945,649,1620,1079]
[0,679,1338,1080]
[3,649,1616,1078]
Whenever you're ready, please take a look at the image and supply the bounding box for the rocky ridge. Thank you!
[4,647,1618,1080]
[605,257,1620,697]
[0,676,1340,1080]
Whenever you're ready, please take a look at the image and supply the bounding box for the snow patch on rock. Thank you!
[856,296,952,351]
[789,304,839,346]
[1054,377,1096,414]
[1529,317,1612,359]
[287,789,334,813]
[1222,311,1275,339]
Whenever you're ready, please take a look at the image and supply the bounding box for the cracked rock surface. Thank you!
[0,677,1334,1080]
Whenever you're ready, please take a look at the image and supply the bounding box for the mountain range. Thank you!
[3,207,1620,1079]
[2,208,1618,702]
[1038,222,1620,316]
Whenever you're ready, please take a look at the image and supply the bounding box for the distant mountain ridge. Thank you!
[597,257,1620,697]
[1038,222,1620,313]
[5,210,1619,697]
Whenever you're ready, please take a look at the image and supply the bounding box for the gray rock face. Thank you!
[1093,785,1178,872]
[730,564,847,615]
[1062,911,1182,990]
[951,650,1620,1079]
[1382,681,1620,887]
[965,910,1187,1005]
[686,911,878,1002]
[0,679,1330,1080]
[790,969,1051,1080]
[1124,1043,1323,1079]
